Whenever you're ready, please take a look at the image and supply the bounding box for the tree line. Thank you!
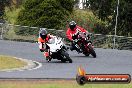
[1,0,132,36]
[88,0,132,36]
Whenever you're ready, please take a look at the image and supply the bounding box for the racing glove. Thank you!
[40,49,44,52]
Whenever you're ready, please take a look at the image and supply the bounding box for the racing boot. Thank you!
[46,56,51,62]
[44,52,51,62]
[70,46,74,51]
[76,48,82,53]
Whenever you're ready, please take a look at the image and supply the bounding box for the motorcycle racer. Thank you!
[38,28,55,61]
[66,21,90,52]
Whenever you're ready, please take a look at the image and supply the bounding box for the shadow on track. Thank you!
[39,60,72,64]
[71,55,94,58]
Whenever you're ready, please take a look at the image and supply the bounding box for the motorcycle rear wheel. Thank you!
[61,50,72,63]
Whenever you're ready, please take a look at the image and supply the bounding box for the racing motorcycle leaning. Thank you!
[71,31,96,58]
[44,36,72,63]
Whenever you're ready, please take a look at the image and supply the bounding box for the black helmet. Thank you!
[39,28,47,39]
[69,21,76,31]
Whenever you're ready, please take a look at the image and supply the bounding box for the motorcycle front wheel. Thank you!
[88,45,96,58]
[83,53,89,56]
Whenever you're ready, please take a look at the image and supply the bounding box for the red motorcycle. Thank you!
[72,32,96,58]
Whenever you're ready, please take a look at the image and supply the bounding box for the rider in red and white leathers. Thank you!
[66,21,89,52]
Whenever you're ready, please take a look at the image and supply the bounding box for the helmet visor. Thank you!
[70,25,76,30]
[40,34,47,39]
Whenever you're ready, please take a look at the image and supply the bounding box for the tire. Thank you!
[61,50,72,63]
[61,59,66,63]
[83,52,89,56]
[68,58,73,63]
[88,45,96,58]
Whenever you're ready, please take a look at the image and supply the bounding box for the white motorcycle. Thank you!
[45,36,72,63]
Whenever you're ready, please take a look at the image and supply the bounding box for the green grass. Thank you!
[0,55,27,70]
[0,80,131,88]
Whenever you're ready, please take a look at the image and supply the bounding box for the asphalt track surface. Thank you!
[0,40,132,79]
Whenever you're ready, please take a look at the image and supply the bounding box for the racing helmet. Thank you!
[69,21,76,31]
[39,28,48,39]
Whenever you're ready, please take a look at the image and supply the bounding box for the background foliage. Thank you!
[15,0,74,35]
[2,0,132,37]
[88,0,132,36]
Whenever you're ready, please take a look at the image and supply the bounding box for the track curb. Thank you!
[0,57,42,72]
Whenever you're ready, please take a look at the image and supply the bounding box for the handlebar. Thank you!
[72,32,93,41]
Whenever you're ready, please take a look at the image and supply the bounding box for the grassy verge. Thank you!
[4,29,38,42]
[0,55,27,70]
[0,80,131,88]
